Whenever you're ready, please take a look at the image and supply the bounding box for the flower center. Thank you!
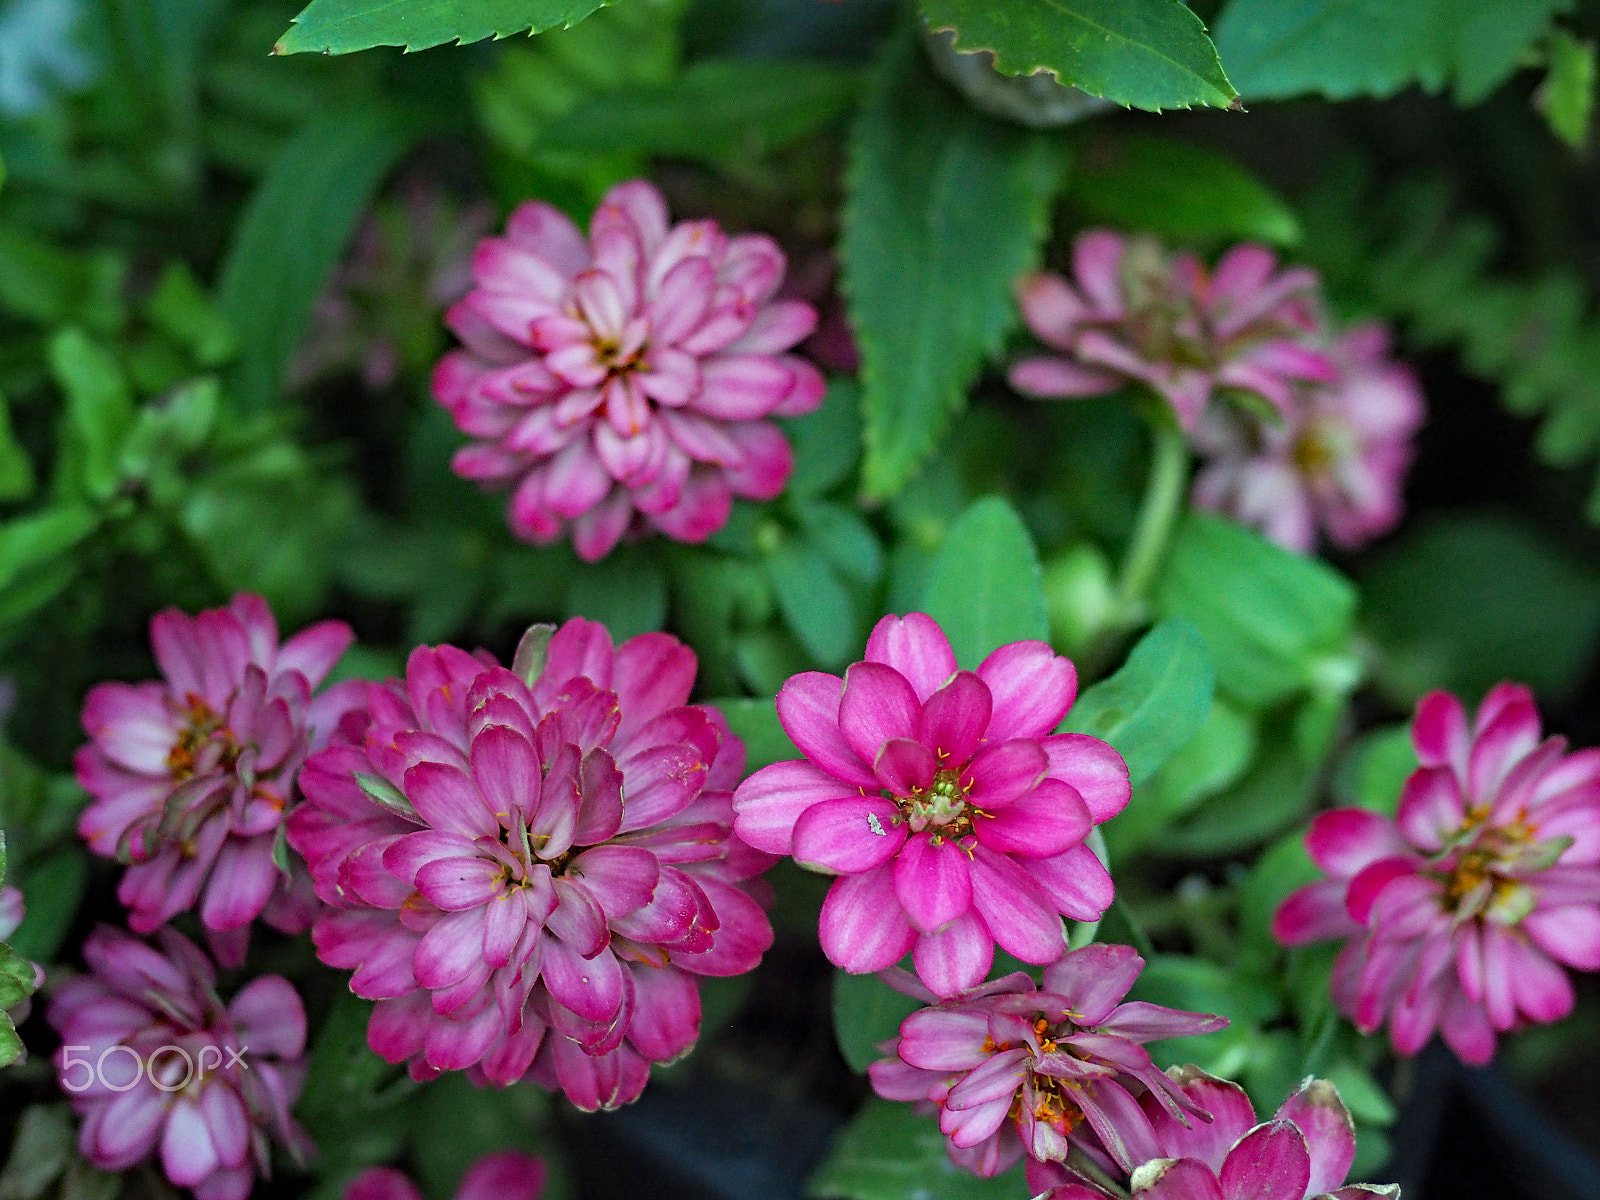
[166,695,240,781]
[1293,428,1334,474]
[899,768,973,837]
[1432,816,1560,925]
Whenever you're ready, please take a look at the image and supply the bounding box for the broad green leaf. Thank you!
[921,496,1047,669]
[412,1074,550,1200]
[797,502,883,587]
[1537,28,1595,148]
[785,380,862,498]
[843,29,1061,500]
[1215,0,1572,105]
[920,0,1236,111]
[297,991,410,1174]
[0,506,99,594]
[0,227,126,331]
[0,1020,19,1069]
[48,329,135,501]
[807,1098,1024,1200]
[831,970,923,1074]
[563,545,666,640]
[277,0,605,54]
[707,697,800,773]
[11,849,87,962]
[1061,618,1214,787]
[766,536,857,670]
[1236,832,1319,970]
[1331,724,1416,817]
[143,262,237,367]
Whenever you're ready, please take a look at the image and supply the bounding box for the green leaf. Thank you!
[1215,0,1572,105]
[11,849,87,962]
[798,502,883,587]
[411,1074,550,1200]
[1537,28,1595,148]
[921,496,1047,670]
[707,697,799,773]
[1070,135,1299,246]
[1236,832,1320,970]
[143,262,237,367]
[0,506,99,595]
[0,1020,20,1069]
[0,394,35,503]
[297,991,409,1173]
[1061,619,1214,787]
[48,330,135,501]
[843,29,1061,500]
[563,545,666,641]
[1331,725,1416,818]
[807,1098,1024,1200]
[831,971,923,1075]
[1126,954,1281,1069]
[785,380,862,498]
[0,1104,74,1200]
[277,0,606,54]
[921,0,1235,110]
[766,538,858,669]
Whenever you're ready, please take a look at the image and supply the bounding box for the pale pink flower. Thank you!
[869,945,1226,1179]
[1009,230,1335,429]
[74,594,362,966]
[733,613,1127,997]
[1191,323,1425,552]
[286,619,774,1109]
[1274,684,1600,1064]
[434,179,825,561]
[47,926,310,1200]
[346,1151,545,1200]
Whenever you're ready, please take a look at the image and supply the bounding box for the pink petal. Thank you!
[543,941,625,1023]
[733,758,863,853]
[818,866,917,973]
[198,837,278,931]
[977,642,1078,742]
[405,762,498,839]
[874,737,936,796]
[160,1098,219,1186]
[1275,1080,1356,1197]
[414,908,487,989]
[1041,734,1131,823]
[962,740,1049,810]
[1524,904,1600,970]
[1022,841,1114,922]
[346,1168,425,1200]
[1142,1070,1259,1172]
[1040,943,1142,1025]
[1506,936,1574,1024]
[690,355,794,420]
[863,614,959,702]
[415,856,504,911]
[1135,1159,1226,1200]
[1072,230,1127,316]
[227,975,306,1057]
[1008,356,1122,398]
[773,672,876,789]
[1273,880,1359,945]
[1217,1121,1312,1200]
[912,911,994,996]
[1305,809,1412,879]
[793,796,906,874]
[967,844,1066,963]
[1412,690,1469,774]
[455,1153,547,1200]
[974,779,1091,858]
[839,661,922,768]
[916,671,991,765]
[1016,271,1090,347]
[896,1008,992,1070]
[892,833,974,934]
[1395,767,1466,853]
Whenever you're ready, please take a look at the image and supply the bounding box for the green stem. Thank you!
[1114,421,1190,623]
[1113,896,1157,961]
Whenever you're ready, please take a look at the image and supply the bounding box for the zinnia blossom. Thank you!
[1274,683,1600,1064]
[346,1151,545,1200]
[868,945,1227,1178]
[1008,230,1335,430]
[48,926,311,1200]
[74,594,361,966]
[287,618,774,1109]
[434,178,825,561]
[732,613,1127,997]
[1191,323,1425,552]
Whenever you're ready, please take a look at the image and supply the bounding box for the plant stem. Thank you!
[1114,421,1190,623]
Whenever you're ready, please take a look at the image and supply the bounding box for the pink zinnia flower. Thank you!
[434,179,825,561]
[732,613,1128,997]
[869,945,1227,1179]
[1027,1068,1397,1200]
[1008,230,1335,429]
[74,594,362,965]
[1191,323,1425,552]
[1274,683,1600,1064]
[286,619,774,1109]
[346,1151,545,1200]
[47,926,311,1200]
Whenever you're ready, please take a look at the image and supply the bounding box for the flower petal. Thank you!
[863,614,958,701]
[793,796,907,874]
[818,866,917,973]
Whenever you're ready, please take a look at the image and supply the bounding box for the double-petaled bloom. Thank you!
[434,178,825,561]
[74,594,361,965]
[869,945,1227,1178]
[287,619,774,1109]
[48,926,310,1200]
[733,613,1128,997]
[1028,1068,1397,1200]
[1008,230,1335,430]
[346,1152,545,1200]
[1274,684,1600,1064]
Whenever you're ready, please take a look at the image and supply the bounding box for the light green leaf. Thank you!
[0,506,99,594]
[831,971,923,1075]
[1331,725,1416,818]
[0,394,34,503]
[807,1098,1024,1200]
[11,849,87,962]
[921,496,1047,669]
[277,0,606,54]
[0,1104,74,1200]
[843,28,1061,500]
[143,262,237,367]
[1537,28,1595,148]
[707,697,800,773]
[48,329,135,501]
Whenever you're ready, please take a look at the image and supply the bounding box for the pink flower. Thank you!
[286,619,775,1108]
[74,594,362,966]
[346,1151,545,1200]
[47,926,311,1200]
[732,613,1128,997]
[1027,1069,1397,1200]
[1191,323,1425,552]
[1008,230,1335,430]
[869,945,1227,1179]
[1274,684,1600,1064]
[434,179,825,561]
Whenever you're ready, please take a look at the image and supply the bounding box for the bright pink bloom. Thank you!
[869,945,1227,1178]
[434,179,825,561]
[1027,1069,1397,1200]
[287,619,774,1108]
[1274,684,1600,1064]
[74,594,361,966]
[1009,230,1335,430]
[346,1151,545,1200]
[733,613,1127,997]
[47,926,310,1200]
[1192,323,1425,552]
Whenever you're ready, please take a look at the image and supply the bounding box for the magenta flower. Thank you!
[732,613,1127,997]
[1192,323,1425,553]
[74,594,361,966]
[868,945,1227,1178]
[1008,230,1335,429]
[1027,1069,1397,1200]
[286,619,775,1108]
[346,1151,545,1200]
[1274,684,1600,1064]
[47,926,310,1200]
[434,179,825,561]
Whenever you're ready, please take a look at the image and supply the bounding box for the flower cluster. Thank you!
[287,618,774,1108]
[733,613,1127,997]
[345,1152,545,1200]
[1274,684,1600,1064]
[75,594,361,965]
[435,179,825,561]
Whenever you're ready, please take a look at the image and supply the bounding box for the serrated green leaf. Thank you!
[0,1018,20,1068]
[843,28,1061,500]
[920,0,1235,111]
[921,496,1048,669]
[277,0,606,55]
[831,970,923,1075]
[807,1098,1025,1200]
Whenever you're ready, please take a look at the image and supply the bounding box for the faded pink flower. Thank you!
[869,945,1226,1179]
[1027,1069,1397,1200]
[434,179,825,561]
[1192,323,1425,553]
[733,613,1127,997]
[287,619,774,1109]
[1009,230,1335,429]
[74,594,362,966]
[346,1151,545,1200]
[1274,684,1600,1064]
[47,926,310,1200]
